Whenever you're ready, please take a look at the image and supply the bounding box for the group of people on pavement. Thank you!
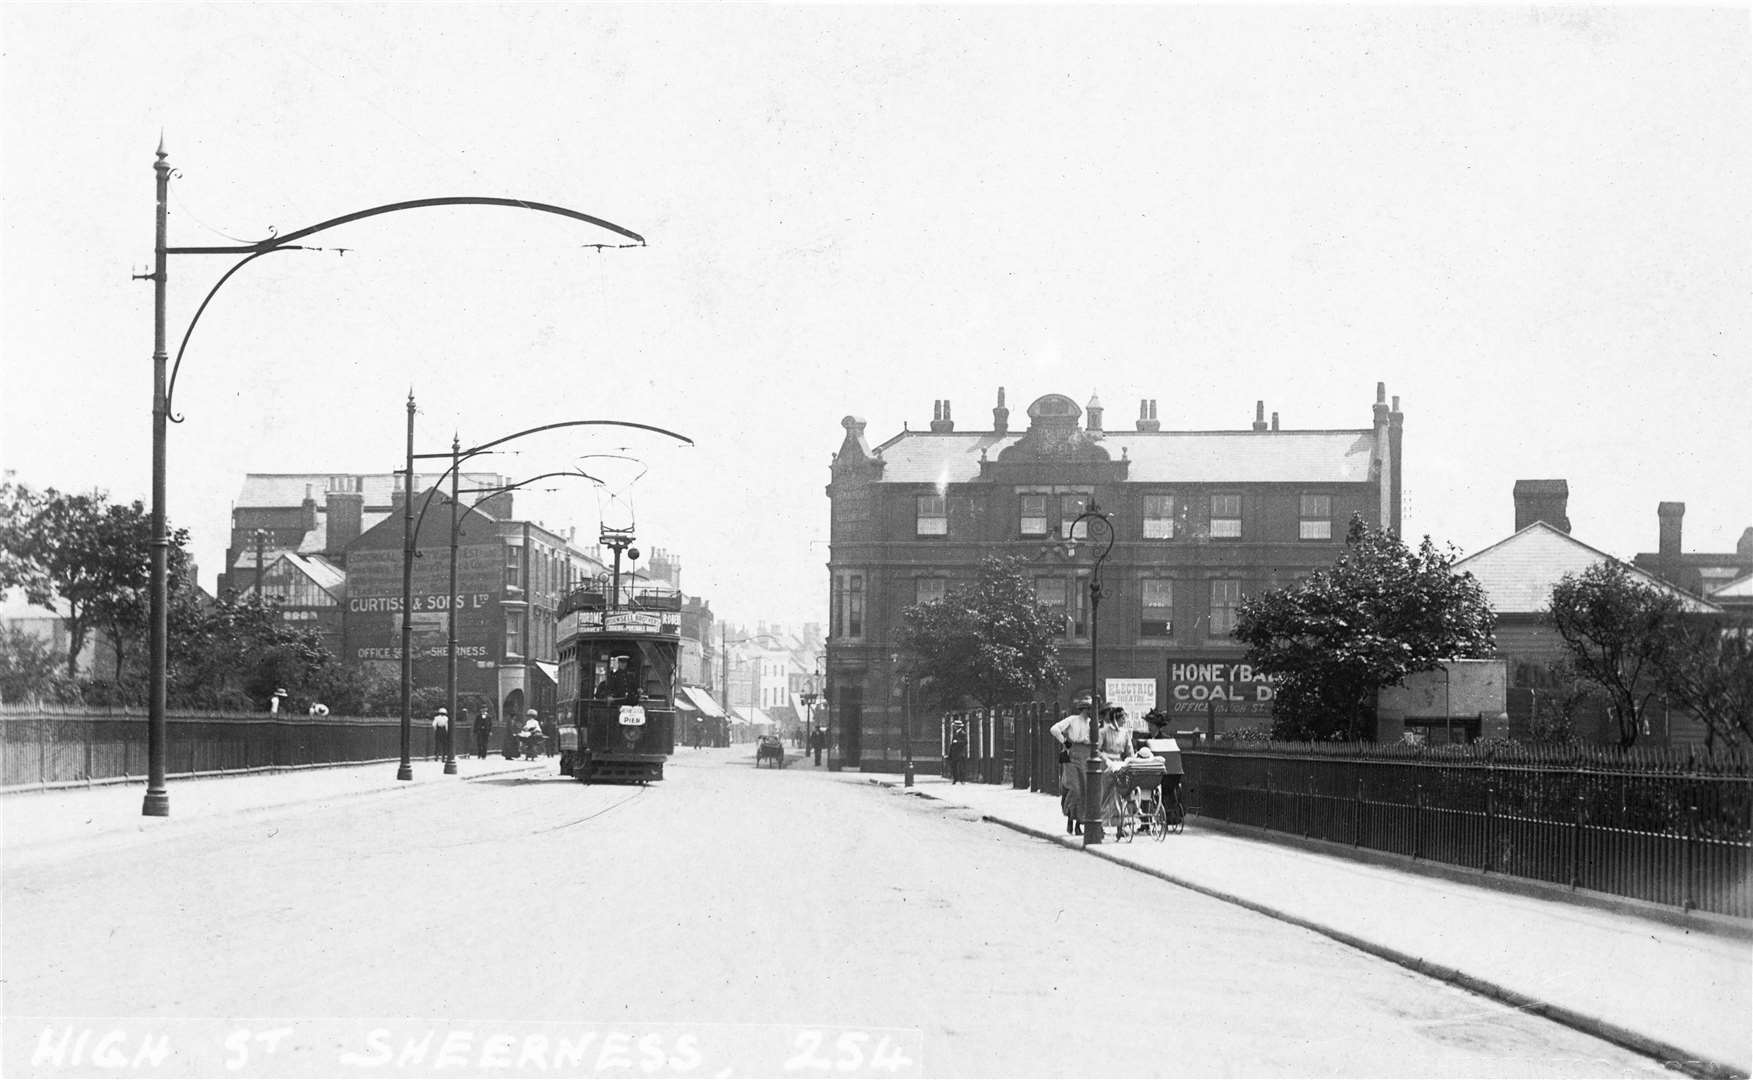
[1049,692,1177,835]
[428,706,552,760]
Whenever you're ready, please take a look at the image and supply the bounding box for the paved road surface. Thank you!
[3,748,1676,1078]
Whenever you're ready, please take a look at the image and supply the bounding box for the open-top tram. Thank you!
[556,583,681,783]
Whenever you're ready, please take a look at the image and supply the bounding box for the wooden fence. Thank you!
[1,704,411,791]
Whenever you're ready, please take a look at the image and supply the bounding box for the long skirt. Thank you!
[1059,759,1084,821]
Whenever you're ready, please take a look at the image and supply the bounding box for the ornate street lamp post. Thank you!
[140,140,645,815]
[1067,501,1115,846]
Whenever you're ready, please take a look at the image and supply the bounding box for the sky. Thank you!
[2,3,1748,628]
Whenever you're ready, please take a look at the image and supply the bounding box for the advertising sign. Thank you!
[1164,657,1276,723]
[1104,678,1157,725]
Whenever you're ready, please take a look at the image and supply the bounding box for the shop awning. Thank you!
[678,686,727,719]
[533,661,560,685]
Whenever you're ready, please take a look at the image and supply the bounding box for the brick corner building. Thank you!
[823,383,1404,768]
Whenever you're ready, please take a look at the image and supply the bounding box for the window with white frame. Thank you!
[1299,494,1333,540]
[1143,494,1176,539]
[1210,493,1242,539]
[1060,493,1090,539]
[1019,493,1048,537]
[914,577,948,606]
[1209,579,1242,638]
[1140,579,1174,637]
[505,611,523,657]
[504,544,523,590]
[916,493,948,537]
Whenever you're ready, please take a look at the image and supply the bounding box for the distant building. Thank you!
[1456,482,1721,745]
[1630,502,1753,599]
[341,488,604,727]
[825,383,1405,767]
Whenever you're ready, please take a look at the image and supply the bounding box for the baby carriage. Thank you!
[1112,756,1173,842]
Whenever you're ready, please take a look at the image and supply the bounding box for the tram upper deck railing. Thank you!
[559,586,683,618]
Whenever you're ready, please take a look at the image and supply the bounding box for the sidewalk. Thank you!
[0,754,543,854]
[873,773,1752,1080]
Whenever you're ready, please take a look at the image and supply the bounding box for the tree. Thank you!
[0,625,78,704]
[895,555,1067,712]
[1652,617,1753,748]
[1548,561,1679,749]
[1549,562,1751,749]
[1234,516,1497,740]
[0,479,189,680]
[169,594,333,711]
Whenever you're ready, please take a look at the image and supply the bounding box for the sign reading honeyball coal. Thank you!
[1164,657,1276,721]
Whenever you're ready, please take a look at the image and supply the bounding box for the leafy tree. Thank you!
[169,594,332,711]
[1235,516,1497,740]
[895,555,1066,712]
[0,625,78,704]
[1652,617,1753,748]
[1550,562,1752,748]
[1548,561,1679,749]
[0,479,190,680]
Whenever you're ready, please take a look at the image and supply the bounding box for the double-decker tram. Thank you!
[556,570,681,784]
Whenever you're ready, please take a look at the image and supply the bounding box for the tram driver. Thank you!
[596,654,642,707]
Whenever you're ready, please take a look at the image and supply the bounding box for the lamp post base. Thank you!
[396,764,413,781]
[1082,820,1105,845]
[141,791,169,817]
[904,759,914,787]
[443,759,457,775]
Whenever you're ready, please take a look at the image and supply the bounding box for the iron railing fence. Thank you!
[1,704,407,791]
[940,701,1067,795]
[1187,743,1752,919]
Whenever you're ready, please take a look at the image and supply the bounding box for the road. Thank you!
[2,747,1674,1078]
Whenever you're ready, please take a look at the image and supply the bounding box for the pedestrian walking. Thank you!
[947,720,969,784]
[474,708,492,758]
[431,707,449,761]
[1049,694,1095,835]
[809,725,826,766]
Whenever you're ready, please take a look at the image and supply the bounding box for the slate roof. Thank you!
[1710,570,1753,602]
[1456,522,1721,615]
[235,472,506,509]
[871,429,1379,485]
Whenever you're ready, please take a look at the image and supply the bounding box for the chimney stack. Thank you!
[930,398,954,433]
[1086,393,1104,434]
[1658,502,1685,558]
[1512,480,1571,534]
[993,387,1009,435]
[1252,401,1269,432]
[1271,411,1279,431]
[1136,399,1160,432]
[325,487,365,554]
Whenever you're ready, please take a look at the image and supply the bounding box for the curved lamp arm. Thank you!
[164,196,647,418]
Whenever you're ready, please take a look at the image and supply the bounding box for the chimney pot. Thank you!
[1136,398,1160,432]
[1271,412,1279,431]
[930,397,955,433]
[1252,400,1269,432]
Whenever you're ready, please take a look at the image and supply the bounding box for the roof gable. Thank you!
[1456,522,1721,615]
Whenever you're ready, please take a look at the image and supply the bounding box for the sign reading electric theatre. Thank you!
[1165,658,1276,721]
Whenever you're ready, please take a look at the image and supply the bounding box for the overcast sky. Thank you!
[3,3,1748,627]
